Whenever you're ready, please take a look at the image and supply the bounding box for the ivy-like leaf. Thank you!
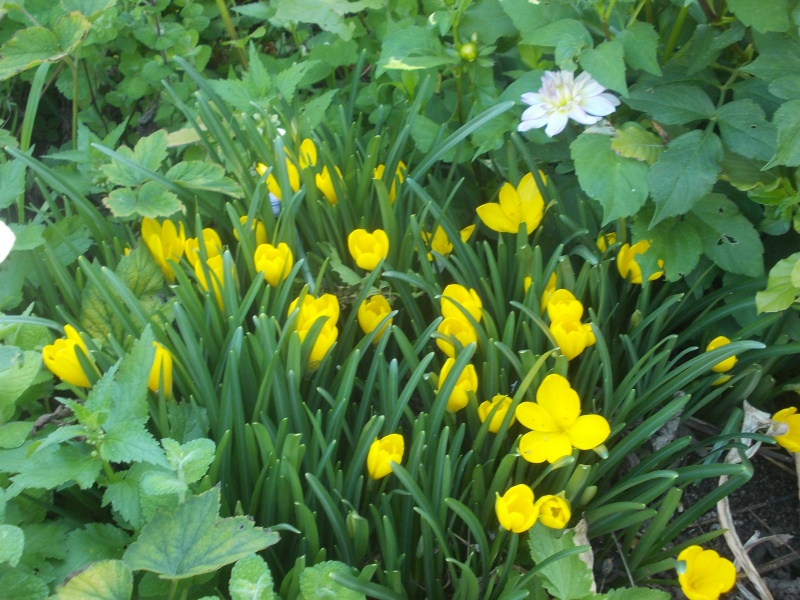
[527,522,593,600]
[648,130,723,225]
[230,554,276,600]
[571,132,649,224]
[611,122,665,165]
[580,40,627,94]
[755,252,800,313]
[716,99,776,161]
[53,559,132,600]
[624,84,715,125]
[123,488,279,579]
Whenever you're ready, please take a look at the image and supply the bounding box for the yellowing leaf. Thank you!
[611,122,665,165]
[53,560,132,600]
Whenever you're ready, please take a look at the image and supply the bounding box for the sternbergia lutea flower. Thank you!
[518,70,620,137]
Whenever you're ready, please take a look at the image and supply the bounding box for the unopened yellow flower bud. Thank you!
[366,433,404,479]
[148,342,173,397]
[495,484,538,533]
[348,228,389,271]
[437,358,478,412]
[706,336,737,373]
[254,242,293,287]
[478,394,515,433]
[42,325,93,388]
[141,218,185,282]
[357,295,393,342]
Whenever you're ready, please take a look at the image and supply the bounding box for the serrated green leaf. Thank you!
[140,470,188,497]
[0,421,34,449]
[301,89,338,129]
[499,0,576,35]
[460,0,517,46]
[0,159,26,210]
[123,488,279,579]
[0,524,24,567]
[8,442,101,490]
[103,181,182,218]
[755,252,800,313]
[102,462,153,529]
[648,130,723,225]
[617,22,661,76]
[60,0,116,17]
[132,129,168,173]
[100,422,165,466]
[523,18,593,70]
[166,162,242,197]
[727,0,790,33]
[57,524,132,582]
[299,561,364,600]
[684,23,746,75]
[275,61,313,102]
[625,84,715,125]
[716,99,776,161]
[162,438,216,485]
[272,0,381,41]
[377,24,453,73]
[54,11,92,49]
[317,242,364,286]
[580,40,627,94]
[527,522,593,600]
[688,194,764,277]
[633,214,702,281]
[611,122,665,165]
[571,133,649,224]
[0,570,49,600]
[230,554,275,600]
[0,348,41,423]
[604,588,670,600]
[7,223,44,251]
[105,328,155,428]
[765,99,800,168]
[54,559,132,600]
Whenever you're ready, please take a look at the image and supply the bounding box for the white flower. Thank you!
[0,219,15,265]
[518,71,620,137]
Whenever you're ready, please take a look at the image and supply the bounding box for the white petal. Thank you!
[519,114,551,132]
[521,92,543,105]
[521,104,549,121]
[580,95,619,117]
[567,105,602,125]
[544,112,569,137]
[0,220,15,265]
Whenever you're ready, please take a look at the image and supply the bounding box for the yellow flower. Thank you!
[477,172,545,234]
[184,228,223,268]
[235,216,268,246]
[257,161,299,201]
[546,289,584,323]
[298,138,317,169]
[367,433,404,479]
[437,358,478,412]
[42,325,93,388]
[348,228,389,271]
[549,320,595,361]
[773,407,800,453]
[194,255,229,306]
[435,317,478,358]
[373,161,407,204]
[441,284,482,324]
[357,295,393,342]
[289,293,340,364]
[478,394,515,433]
[597,231,616,252]
[535,495,571,529]
[706,336,738,373]
[516,374,610,463]
[254,242,293,287]
[495,484,539,533]
[315,165,343,205]
[148,342,173,397]
[141,217,185,282]
[677,546,736,600]
[422,224,475,260]
[617,240,663,284]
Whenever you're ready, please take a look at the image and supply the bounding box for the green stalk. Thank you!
[213,0,248,68]
[663,5,689,62]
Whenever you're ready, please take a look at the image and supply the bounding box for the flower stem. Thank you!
[663,5,689,62]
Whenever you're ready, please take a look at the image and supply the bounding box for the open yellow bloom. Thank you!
[254,242,293,287]
[549,320,595,361]
[348,228,389,271]
[617,240,663,284]
[517,374,610,463]
[289,293,340,364]
[535,495,571,529]
[421,225,474,260]
[257,161,300,201]
[495,484,539,533]
[373,161,407,204]
[315,165,343,205]
[478,394,515,433]
[546,289,584,323]
[184,228,223,268]
[477,172,545,234]
[435,317,478,358]
[773,407,800,452]
[235,216,268,246]
[357,295,393,342]
[706,336,738,373]
[367,433,404,479]
[42,325,93,388]
[441,284,482,324]
[437,358,478,413]
[677,546,736,600]
[194,255,230,306]
[141,218,185,282]
[148,342,173,398]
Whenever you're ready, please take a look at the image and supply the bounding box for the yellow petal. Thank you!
[566,414,611,450]
[518,430,572,464]
[536,374,580,429]
[515,401,559,433]
[477,203,517,233]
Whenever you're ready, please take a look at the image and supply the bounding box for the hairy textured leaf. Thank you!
[765,99,800,168]
[625,84,715,125]
[716,100,776,161]
[611,122,665,165]
[162,438,216,485]
[580,40,627,94]
[54,560,132,600]
[299,561,364,600]
[648,130,723,224]
[124,488,279,579]
[727,0,790,32]
[528,522,593,600]
[230,554,276,600]
[571,133,649,224]
[100,422,165,466]
[755,253,800,313]
[617,22,661,76]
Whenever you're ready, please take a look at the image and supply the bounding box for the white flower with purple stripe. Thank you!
[518,71,620,137]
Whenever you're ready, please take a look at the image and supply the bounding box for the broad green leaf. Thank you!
[0,348,41,423]
[166,162,242,197]
[719,151,779,191]
[60,0,117,17]
[140,470,188,497]
[611,122,665,165]
[301,89,338,129]
[580,40,627,95]
[755,252,800,313]
[499,0,577,34]
[274,61,314,102]
[299,561,365,600]
[104,328,155,428]
[162,438,216,485]
[523,19,593,70]
[528,522,593,600]
[103,181,182,218]
[571,133,649,224]
[617,22,661,76]
[123,488,279,579]
[54,11,92,48]
[7,441,101,490]
[460,0,517,45]
[232,3,275,19]
[769,75,800,100]
[604,588,670,600]
[102,462,153,529]
[100,422,165,466]
[377,25,453,73]
[54,560,132,600]
[0,570,48,600]
[0,159,26,210]
[7,223,44,251]
[716,100,776,161]
[117,243,164,300]
[727,0,790,32]
[633,214,702,281]
[54,524,132,585]
[765,99,800,168]
[625,84,715,125]
[0,524,24,567]
[688,194,764,277]
[685,23,746,75]
[132,130,169,174]
[272,0,381,41]
[0,421,34,449]
[648,130,723,225]
[741,40,800,83]
[230,554,276,600]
